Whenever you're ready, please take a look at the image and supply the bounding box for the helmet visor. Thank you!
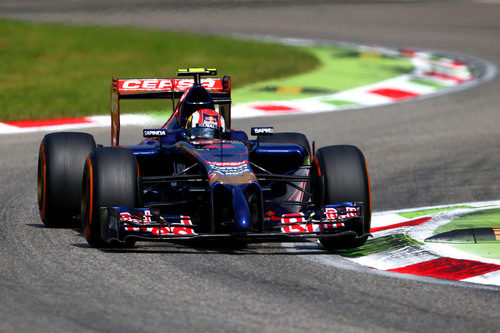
[189,127,220,140]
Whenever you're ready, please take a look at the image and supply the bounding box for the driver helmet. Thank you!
[186,109,226,140]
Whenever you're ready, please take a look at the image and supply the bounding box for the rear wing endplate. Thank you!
[110,75,231,146]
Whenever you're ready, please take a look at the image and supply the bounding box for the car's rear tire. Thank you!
[38,132,96,227]
[81,147,140,248]
[314,145,371,250]
[257,132,310,157]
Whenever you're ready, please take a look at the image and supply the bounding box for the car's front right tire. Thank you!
[314,145,371,250]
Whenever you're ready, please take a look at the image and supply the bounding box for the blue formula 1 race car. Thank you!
[37,68,371,250]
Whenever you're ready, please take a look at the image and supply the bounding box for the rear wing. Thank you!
[110,71,231,146]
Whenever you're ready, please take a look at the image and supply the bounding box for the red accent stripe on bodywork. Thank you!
[387,257,500,280]
[111,77,120,146]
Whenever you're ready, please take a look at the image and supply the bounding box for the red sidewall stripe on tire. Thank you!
[40,142,47,221]
[84,156,94,239]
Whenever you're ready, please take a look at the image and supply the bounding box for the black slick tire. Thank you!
[81,147,139,248]
[38,132,96,227]
[314,145,371,250]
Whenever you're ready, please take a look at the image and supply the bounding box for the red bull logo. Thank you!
[202,114,219,127]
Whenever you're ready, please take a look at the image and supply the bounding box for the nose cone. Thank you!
[232,186,251,230]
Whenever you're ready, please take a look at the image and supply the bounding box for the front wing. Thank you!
[100,203,369,244]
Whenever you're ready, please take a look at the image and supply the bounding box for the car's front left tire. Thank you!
[81,147,140,248]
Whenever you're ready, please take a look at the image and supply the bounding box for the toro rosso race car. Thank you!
[37,68,371,250]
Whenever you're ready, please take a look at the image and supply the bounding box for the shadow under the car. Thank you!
[70,241,327,255]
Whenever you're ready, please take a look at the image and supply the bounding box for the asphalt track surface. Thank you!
[1,1,499,332]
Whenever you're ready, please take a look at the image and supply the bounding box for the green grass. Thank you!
[324,100,359,107]
[433,208,500,260]
[434,208,500,235]
[0,19,319,121]
[232,46,413,103]
[333,234,422,258]
[409,78,447,89]
[451,243,500,260]
[398,206,473,219]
